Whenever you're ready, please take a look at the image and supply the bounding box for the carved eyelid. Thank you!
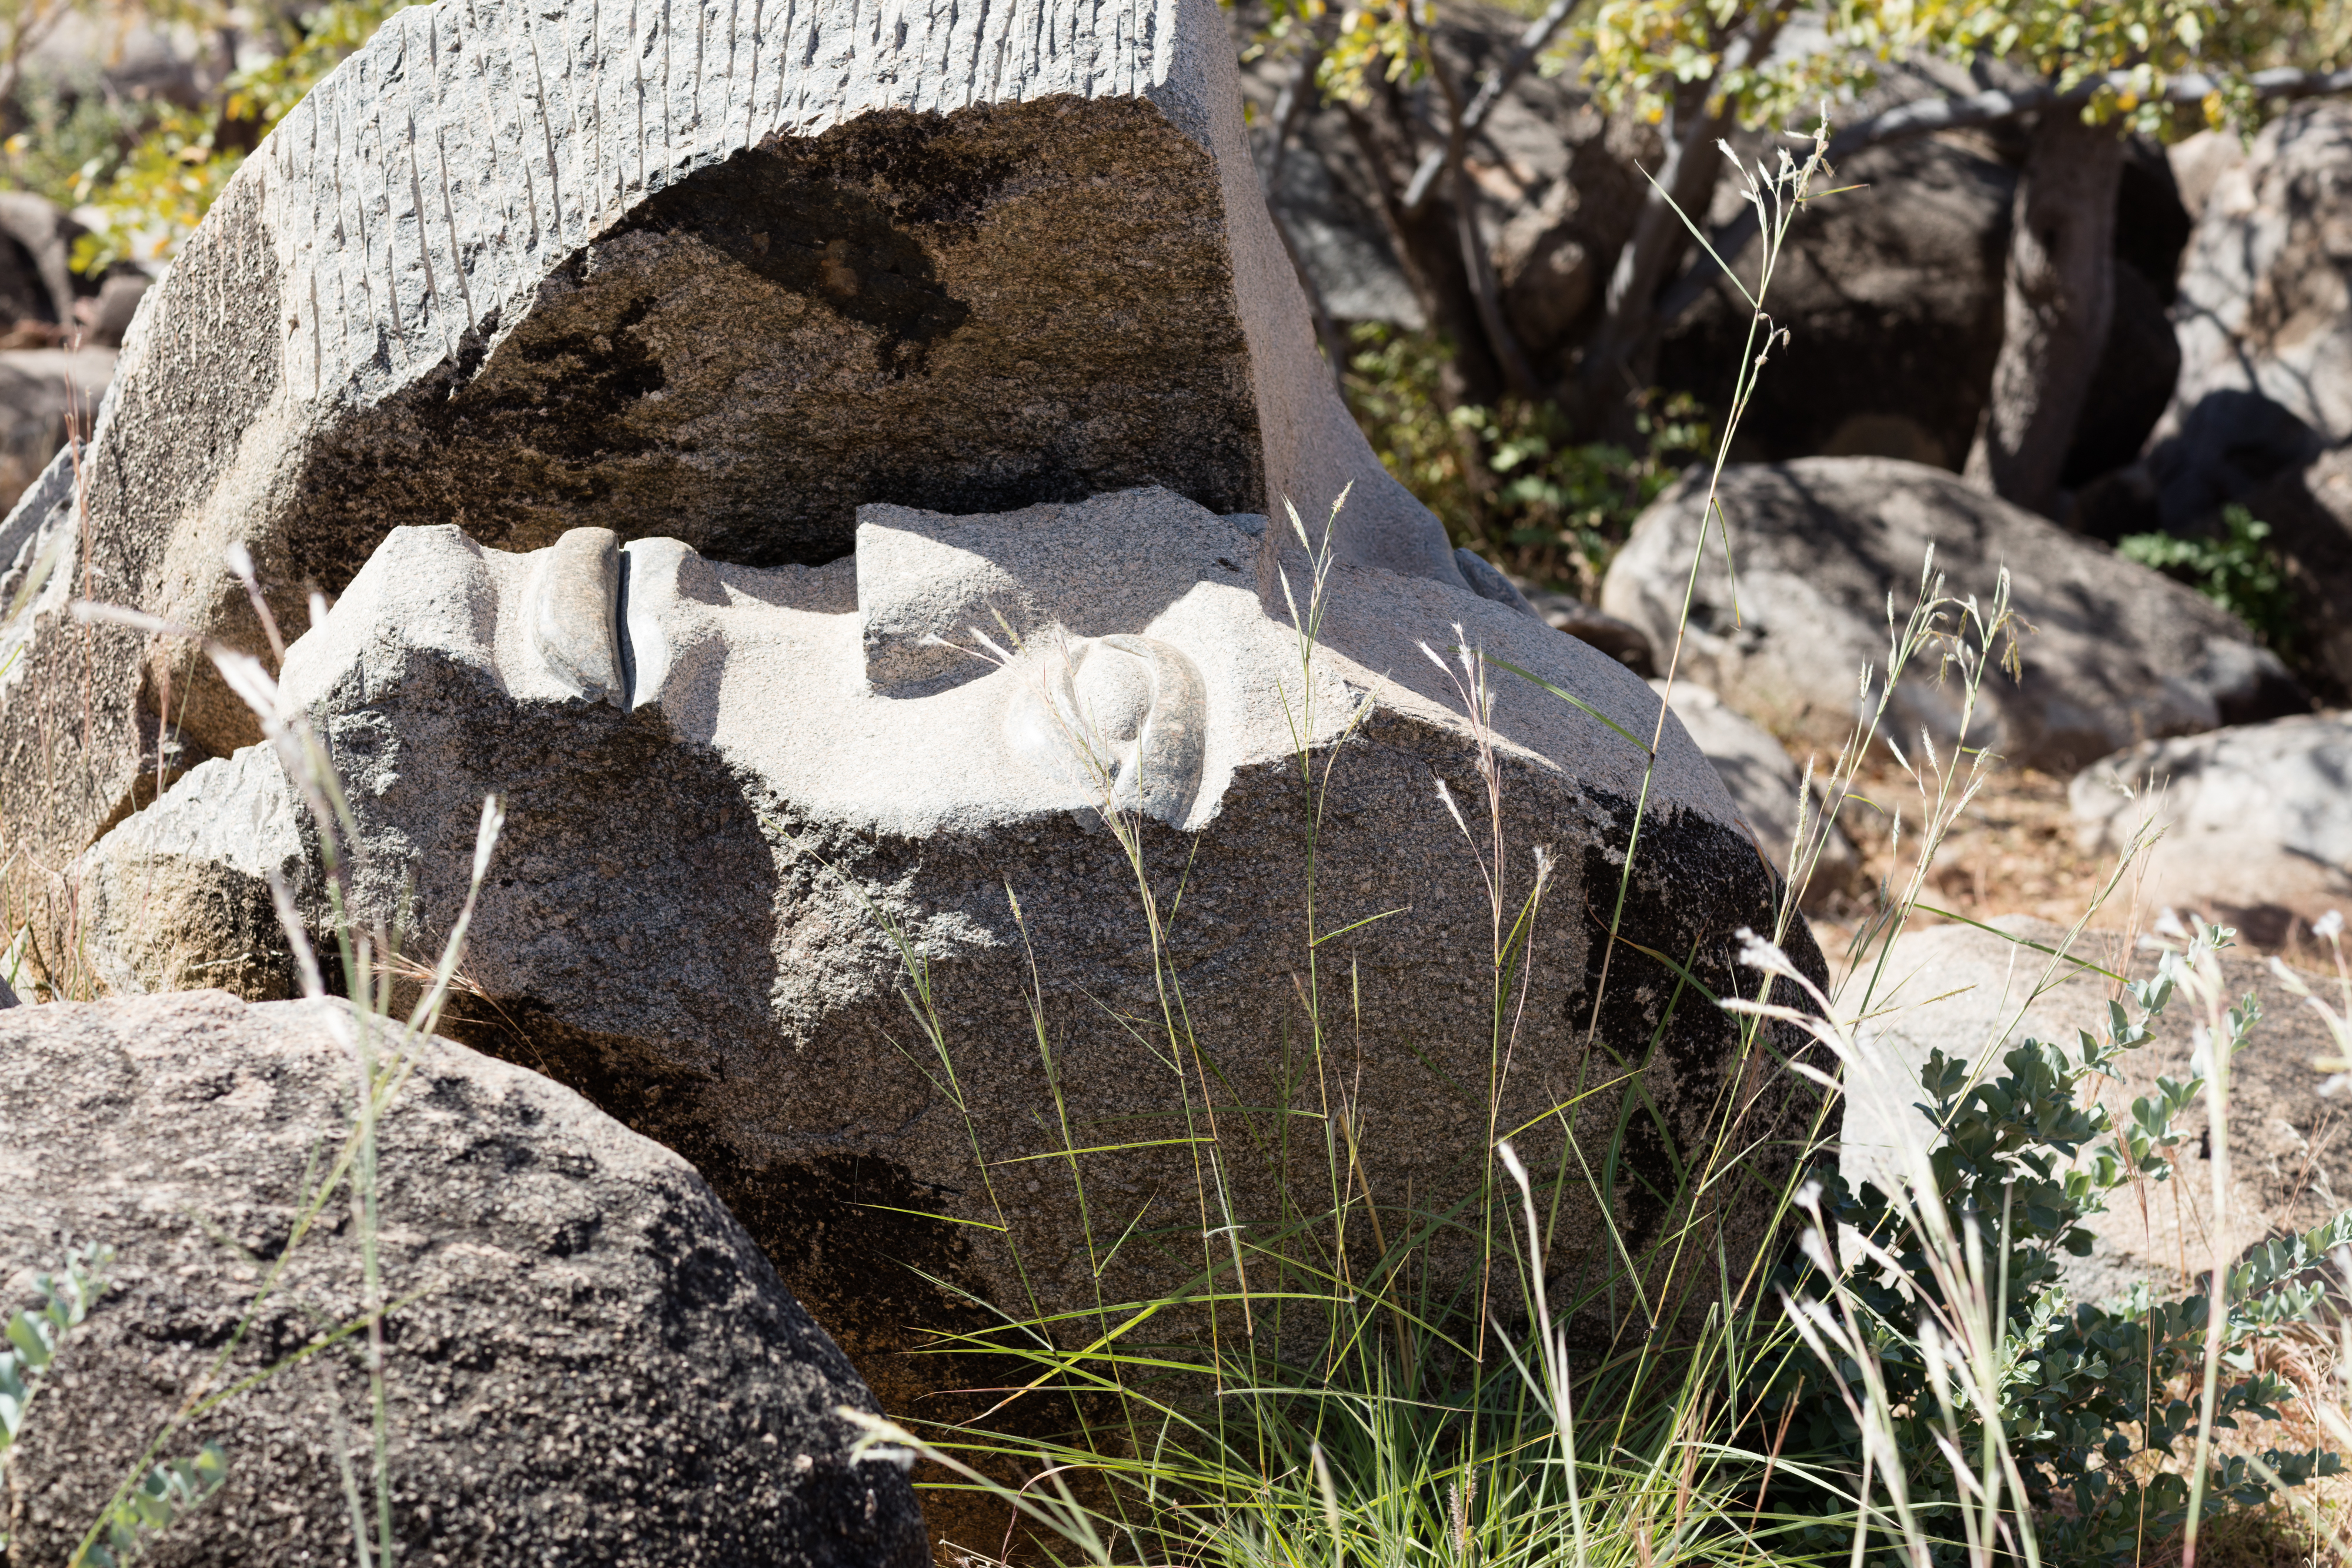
[529,527,624,706]
[1091,636,1207,827]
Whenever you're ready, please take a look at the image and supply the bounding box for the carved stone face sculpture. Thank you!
[146,486,1828,1429]
[370,487,1327,840]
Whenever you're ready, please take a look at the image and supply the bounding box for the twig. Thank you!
[1398,0,1578,215]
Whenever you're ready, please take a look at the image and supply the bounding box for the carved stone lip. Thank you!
[528,529,624,706]
[1005,631,1209,827]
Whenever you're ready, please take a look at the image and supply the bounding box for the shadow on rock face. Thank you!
[433,997,1014,1442]
[288,101,1267,582]
[626,112,995,376]
[2150,389,2324,529]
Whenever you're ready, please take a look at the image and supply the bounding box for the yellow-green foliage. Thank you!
[1572,0,1866,129]
[69,0,414,272]
[1838,0,2352,133]
[1578,0,2352,136]
[1302,0,2347,144]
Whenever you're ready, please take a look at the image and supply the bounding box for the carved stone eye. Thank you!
[1007,633,1208,827]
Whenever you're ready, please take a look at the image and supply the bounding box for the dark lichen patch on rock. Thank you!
[626,109,1011,372]
[281,96,1265,586]
[0,992,927,1568]
[1564,792,1832,1282]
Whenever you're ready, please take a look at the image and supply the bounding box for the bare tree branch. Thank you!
[1658,63,2352,329]
[1574,4,1791,421]
[1257,38,1354,393]
[1262,35,1324,192]
[0,0,83,119]
[1409,10,1541,397]
[1398,0,1578,215]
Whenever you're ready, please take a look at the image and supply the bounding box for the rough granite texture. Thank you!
[74,744,309,999]
[2071,714,2352,948]
[1600,457,2308,773]
[0,989,926,1567]
[2161,101,2352,466]
[0,0,1457,882]
[101,488,1837,1446]
[1843,917,2351,1305]
[2149,103,2352,698]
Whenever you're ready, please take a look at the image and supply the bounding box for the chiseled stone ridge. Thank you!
[0,0,1454,875]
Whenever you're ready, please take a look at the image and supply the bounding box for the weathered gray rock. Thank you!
[2143,103,2352,701]
[1662,133,2017,474]
[2161,102,2352,487]
[1525,587,1655,676]
[2072,715,2352,948]
[2168,129,2246,224]
[1652,680,1859,909]
[81,270,152,350]
[0,988,925,1567]
[0,0,1459,887]
[2224,438,2352,704]
[24,10,206,112]
[1666,124,2185,489]
[135,487,1835,1420]
[1599,457,2307,773]
[74,744,309,1000]
[0,191,84,330]
[1843,917,2350,1303]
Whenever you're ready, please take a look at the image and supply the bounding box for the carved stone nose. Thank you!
[1007,631,1208,828]
[529,528,624,706]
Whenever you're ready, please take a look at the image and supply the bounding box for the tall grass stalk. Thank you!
[816,113,2347,1568]
[823,118,1837,1567]
[56,550,505,1567]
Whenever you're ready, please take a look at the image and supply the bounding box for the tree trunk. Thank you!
[1964,111,2125,516]
[1341,76,1506,406]
[1571,104,1730,435]
[1569,8,1788,440]
[1258,41,1353,391]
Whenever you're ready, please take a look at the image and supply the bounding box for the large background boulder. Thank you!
[0,0,1458,888]
[2141,102,2352,701]
[0,191,85,335]
[2071,715,2352,948]
[2160,102,2352,496]
[1659,113,2184,487]
[1599,457,2306,773]
[0,343,109,512]
[2230,436,2352,703]
[1661,133,2018,474]
[0,989,926,1567]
